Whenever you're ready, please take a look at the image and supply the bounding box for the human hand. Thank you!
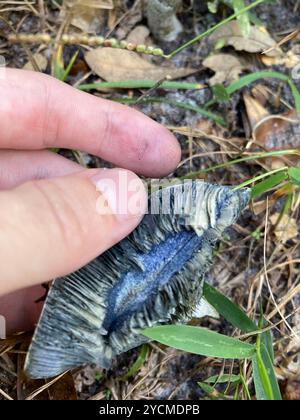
[0,69,180,335]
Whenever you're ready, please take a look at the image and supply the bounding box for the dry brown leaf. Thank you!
[287,313,300,353]
[251,84,269,107]
[209,21,282,57]
[47,372,77,400]
[115,2,143,40]
[282,380,300,401]
[85,48,196,82]
[243,94,300,166]
[261,49,300,68]
[64,0,112,33]
[270,213,298,243]
[243,92,270,129]
[203,53,249,85]
[126,25,150,46]
[23,53,47,72]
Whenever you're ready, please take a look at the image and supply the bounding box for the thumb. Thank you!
[0,168,147,296]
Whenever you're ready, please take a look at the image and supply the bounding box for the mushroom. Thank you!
[25,181,250,379]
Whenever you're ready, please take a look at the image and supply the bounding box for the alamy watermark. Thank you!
[0,55,6,80]
[94,174,206,217]
[0,315,6,339]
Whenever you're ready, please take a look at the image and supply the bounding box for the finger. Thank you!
[0,168,147,296]
[0,69,181,177]
[0,285,44,334]
[0,150,82,190]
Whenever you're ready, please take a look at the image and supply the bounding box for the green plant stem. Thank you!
[233,167,288,191]
[240,373,252,400]
[78,80,206,91]
[166,0,265,58]
[183,150,300,179]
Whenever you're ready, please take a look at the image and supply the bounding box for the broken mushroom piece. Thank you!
[25,181,250,379]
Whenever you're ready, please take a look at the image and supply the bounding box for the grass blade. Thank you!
[167,0,265,58]
[226,71,291,94]
[116,97,226,126]
[184,149,300,180]
[260,343,281,400]
[205,374,241,384]
[252,353,267,400]
[61,50,79,82]
[120,344,148,380]
[225,71,300,117]
[142,325,256,359]
[253,338,282,400]
[203,283,257,333]
[288,79,300,118]
[261,330,275,363]
[78,80,206,91]
[251,171,288,199]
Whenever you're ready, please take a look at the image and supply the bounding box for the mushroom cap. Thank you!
[25,181,250,379]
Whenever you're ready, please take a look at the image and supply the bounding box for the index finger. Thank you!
[0,69,181,177]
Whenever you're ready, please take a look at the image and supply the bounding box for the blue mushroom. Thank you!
[25,181,250,379]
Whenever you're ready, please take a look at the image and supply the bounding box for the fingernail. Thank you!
[91,169,147,222]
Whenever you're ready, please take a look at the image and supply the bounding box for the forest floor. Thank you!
[0,0,300,400]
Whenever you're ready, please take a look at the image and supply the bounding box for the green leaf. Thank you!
[207,0,219,13]
[288,80,300,118]
[198,382,216,396]
[253,342,282,400]
[53,60,65,81]
[232,0,251,38]
[205,374,241,384]
[226,71,290,95]
[214,38,226,50]
[203,283,257,333]
[288,167,300,185]
[61,50,79,82]
[198,382,233,400]
[251,171,288,199]
[261,330,275,363]
[252,354,267,400]
[260,343,281,400]
[212,84,231,103]
[142,325,256,359]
